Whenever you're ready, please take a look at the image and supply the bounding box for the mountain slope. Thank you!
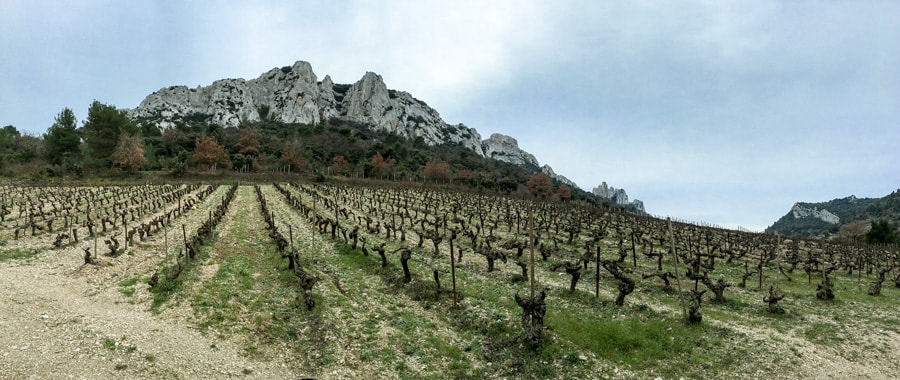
[766,190,900,237]
[130,61,538,167]
[129,59,642,205]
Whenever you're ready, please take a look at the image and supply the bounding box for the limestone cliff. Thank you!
[592,182,644,212]
[481,134,539,167]
[130,61,484,153]
[130,59,649,210]
[541,165,578,189]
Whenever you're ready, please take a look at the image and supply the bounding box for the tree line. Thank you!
[0,102,591,201]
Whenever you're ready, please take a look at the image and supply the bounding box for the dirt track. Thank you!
[0,247,299,379]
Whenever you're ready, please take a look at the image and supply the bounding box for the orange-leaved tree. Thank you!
[237,128,260,156]
[193,135,227,171]
[423,160,451,182]
[556,184,572,202]
[280,140,307,172]
[370,152,396,178]
[330,155,350,176]
[527,172,552,198]
[111,133,147,173]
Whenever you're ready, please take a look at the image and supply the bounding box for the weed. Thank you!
[0,248,37,262]
[102,337,116,351]
[118,277,139,297]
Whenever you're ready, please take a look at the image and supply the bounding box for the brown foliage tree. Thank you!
[237,128,260,155]
[370,152,396,178]
[111,133,147,173]
[423,160,451,182]
[280,140,307,172]
[527,172,552,198]
[556,184,572,202]
[193,136,227,170]
[330,155,350,176]
[456,169,472,183]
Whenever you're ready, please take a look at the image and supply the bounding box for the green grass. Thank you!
[547,302,756,377]
[148,253,197,310]
[802,322,843,345]
[102,337,117,350]
[118,277,139,297]
[0,247,38,262]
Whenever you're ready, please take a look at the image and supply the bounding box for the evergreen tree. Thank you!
[866,220,899,244]
[0,125,17,168]
[43,108,81,165]
[82,101,137,168]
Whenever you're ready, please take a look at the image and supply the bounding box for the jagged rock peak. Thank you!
[128,60,485,154]
[592,181,645,212]
[541,165,579,190]
[791,203,840,224]
[593,181,628,204]
[481,134,539,167]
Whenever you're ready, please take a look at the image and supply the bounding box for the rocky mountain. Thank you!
[592,182,644,212]
[481,134,538,168]
[766,190,900,237]
[541,165,577,188]
[130,59,647,203]
[130,60,517,162]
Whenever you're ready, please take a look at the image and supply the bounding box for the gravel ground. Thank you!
[0,250,296,379]
[0,185,295,379]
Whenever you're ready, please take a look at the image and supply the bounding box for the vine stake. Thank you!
[668,218,688,322]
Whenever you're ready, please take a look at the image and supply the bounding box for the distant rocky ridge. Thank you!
[541,165,577,188]
[130,61,524,164]
[592,182,644,212]
[790,203,840,224]
[767,191,900,237]
[130,60,644,206]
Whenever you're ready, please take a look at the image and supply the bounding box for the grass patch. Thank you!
[0,247,38,262]
[102,337,117,351]
[803,322,843,345]
[547,304,752,377]
[118,277,139,297]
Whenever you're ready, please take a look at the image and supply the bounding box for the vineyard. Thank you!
[1,181,899,379]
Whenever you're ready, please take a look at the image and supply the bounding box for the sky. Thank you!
[1,0,898,231]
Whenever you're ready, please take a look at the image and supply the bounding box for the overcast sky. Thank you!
[1,1,898,231]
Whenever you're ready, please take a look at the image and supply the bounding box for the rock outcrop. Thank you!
[481,134,539,167]
[593,182,629,204]
[593,182,644,212]
[130,59,648,211]
[790,203,840,224]
[541,165,579,189]
[130,61,484,154]
[767,191,899,237]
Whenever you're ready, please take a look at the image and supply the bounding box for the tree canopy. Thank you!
[527,172,553,198]
[43,108,81,166]
[112,133,147,173]
[192,135,227,170]
[82,101,138,168]
[866,220,899,244]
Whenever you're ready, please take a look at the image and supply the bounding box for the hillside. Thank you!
[127,60,643,209]
[766,190,900,238]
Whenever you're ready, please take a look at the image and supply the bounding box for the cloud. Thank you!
[1,0,897,230]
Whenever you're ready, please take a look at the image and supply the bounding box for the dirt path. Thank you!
[0,191,296,379]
